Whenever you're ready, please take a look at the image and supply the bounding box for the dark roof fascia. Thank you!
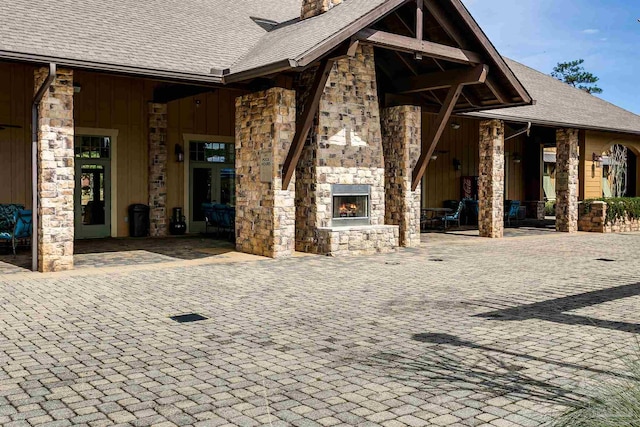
[223,0,411,83]
[448,0,532,105]
[223,59,297,84]
[293,0,411,68]
[464,111,640,136]
[0,50,224,85]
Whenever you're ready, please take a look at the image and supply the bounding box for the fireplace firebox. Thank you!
[332,184,370,226]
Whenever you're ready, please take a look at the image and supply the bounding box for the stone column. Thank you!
[148,103,168,237]
[35,67,75,272]
[301,0,343,19]
[478,120,505,238]
[235,88,296,258]
[556,128,579,233]
[381,105,422,247]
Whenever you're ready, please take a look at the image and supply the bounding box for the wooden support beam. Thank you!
[415,0,424,60]
[281,59,334,189]
[422,0,528,105]
[355,29,482,64]
[411,84,463,190]
[396,64,488,94]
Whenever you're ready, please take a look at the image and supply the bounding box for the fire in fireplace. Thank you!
[332,184,370,226]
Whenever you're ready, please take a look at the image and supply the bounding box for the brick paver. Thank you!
[1,231,639,426]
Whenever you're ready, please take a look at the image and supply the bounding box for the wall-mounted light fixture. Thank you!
[592,152,603,167]
[430,154,438,161]
[73,83,82,93]
[453,158,462,171]
[512,153,522,164]
[175,143,185,163]
[451,122,461,130]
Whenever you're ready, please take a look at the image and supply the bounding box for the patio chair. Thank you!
[505,200,521,226]
[0,209,32,256]
[442,201,465,230]
[217,207,235,241]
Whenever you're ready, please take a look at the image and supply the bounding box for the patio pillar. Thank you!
[478,119,505,238]
[34,67,75,272]
[235,88,296,258]
[556,128,579,233]
[148,103,168,237]
[381,105,422,247]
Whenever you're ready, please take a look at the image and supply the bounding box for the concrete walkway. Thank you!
[1,232,639,426]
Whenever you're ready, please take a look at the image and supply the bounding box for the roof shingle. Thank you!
[469,59,640,135]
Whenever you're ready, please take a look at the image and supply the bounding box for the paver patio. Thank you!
[1,232,639,426]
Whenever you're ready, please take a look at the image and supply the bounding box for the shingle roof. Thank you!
[230,0,389,75]
[0,0,301,80]
[468,59,640,135]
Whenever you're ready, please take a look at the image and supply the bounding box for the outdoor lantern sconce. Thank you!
[451,122,461,130]
[513,153,522,163]
[592,152,603,167]
[453,158,462,171]
[175,143,184,163]
[430,154,438,161]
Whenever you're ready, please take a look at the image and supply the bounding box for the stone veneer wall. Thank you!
[148,103,168,237]
[381,106,422,247]
[235,88,296,258]
[35,67,75,272]
[478,120,504,238]
[556,129,579,233]
[295,45,399,256]
[578,201,640,233]
[524,201,546,220]
[301,0,343,19]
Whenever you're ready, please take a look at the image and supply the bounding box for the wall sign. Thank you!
[260,151,272,183]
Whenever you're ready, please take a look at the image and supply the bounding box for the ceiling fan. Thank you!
[0,124,22,131]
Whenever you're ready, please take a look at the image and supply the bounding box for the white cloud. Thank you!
[582,29,600,34]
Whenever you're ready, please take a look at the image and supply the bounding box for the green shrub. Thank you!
[545,200,555,216]
[550,359,640,427]
[583,197,640,224]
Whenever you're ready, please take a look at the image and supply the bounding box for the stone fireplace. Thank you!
[295,45,399,256]
[332,184,370,226]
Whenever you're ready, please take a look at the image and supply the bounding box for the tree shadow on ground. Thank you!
[476,282,640,334]
[362,333,586,408]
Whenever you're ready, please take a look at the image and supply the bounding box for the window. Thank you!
[75,136,111,159]
[190,141,235,163]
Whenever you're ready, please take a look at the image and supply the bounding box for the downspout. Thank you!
[31,63,56,272]
[505,122,532,141]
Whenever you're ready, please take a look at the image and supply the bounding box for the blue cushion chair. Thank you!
[0,209,32,256]
[442,201,465,230]
[505,200,521,226]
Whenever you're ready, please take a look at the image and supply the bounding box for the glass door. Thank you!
[74,135,112,239]
[188,140,235,233]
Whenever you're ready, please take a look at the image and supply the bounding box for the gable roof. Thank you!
[0,0,524,101]
[227,0,392,79]
[468,59,640,135]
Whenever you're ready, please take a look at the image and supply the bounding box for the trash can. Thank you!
[128,204,150,237]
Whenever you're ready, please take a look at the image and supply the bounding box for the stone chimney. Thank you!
[301,0,343,20]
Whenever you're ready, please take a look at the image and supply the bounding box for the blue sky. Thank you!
[462,0,640,114]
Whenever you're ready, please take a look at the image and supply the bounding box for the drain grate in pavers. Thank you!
[596,258,616,262]
[170,313,208,323]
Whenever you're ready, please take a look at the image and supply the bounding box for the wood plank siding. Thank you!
[582,130,640,199]
[0,61,242,237]
[420,114,526,208]
[0,62,35,208]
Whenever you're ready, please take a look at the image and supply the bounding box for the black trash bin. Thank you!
[129,204,150,237]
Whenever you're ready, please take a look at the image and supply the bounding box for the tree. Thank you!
[551,59,603,94]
